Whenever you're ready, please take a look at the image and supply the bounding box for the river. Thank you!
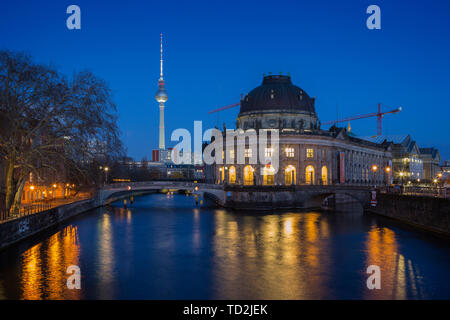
[0,192,449,299]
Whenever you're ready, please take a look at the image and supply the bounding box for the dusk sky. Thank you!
[1,0,449,160]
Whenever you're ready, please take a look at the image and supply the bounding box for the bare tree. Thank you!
[0,50,124,215]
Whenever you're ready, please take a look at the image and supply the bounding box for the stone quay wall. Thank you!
[367,193,450,236]
[0,198,100,250]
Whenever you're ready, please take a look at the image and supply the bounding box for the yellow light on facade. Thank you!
[30,185,35,190]
[371,165,378,172]
[385,167,391,173]
[438,173,442,178]
[433,179,438,183]
[53,184,57,188]
[399,172,404,177]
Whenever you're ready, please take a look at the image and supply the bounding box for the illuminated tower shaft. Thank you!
[155,33,168,150]
[159,101,165,149]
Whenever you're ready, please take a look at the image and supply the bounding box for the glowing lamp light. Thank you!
[127,186,131,190]
[53,184,57,188]
[385,167,391,173]
[371,165,378,172]
[30,185,35,190]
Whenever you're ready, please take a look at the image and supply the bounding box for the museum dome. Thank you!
[239,75,316,115]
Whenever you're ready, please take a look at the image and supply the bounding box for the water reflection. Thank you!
[364,227,422,299]
[0,193,448,299]
[97,213,114,299]
[21,226,80,300]
[212,212,334,299]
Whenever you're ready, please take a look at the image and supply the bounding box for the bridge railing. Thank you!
[381,186,448,198]
[101,181,223,191]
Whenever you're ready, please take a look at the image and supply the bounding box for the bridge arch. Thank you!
[304,190,370,211]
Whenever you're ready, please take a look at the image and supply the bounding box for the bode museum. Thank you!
[214,74,393,187]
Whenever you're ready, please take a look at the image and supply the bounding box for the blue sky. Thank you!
[1,0,449,160]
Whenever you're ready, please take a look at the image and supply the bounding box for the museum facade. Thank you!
[215,74,393,186]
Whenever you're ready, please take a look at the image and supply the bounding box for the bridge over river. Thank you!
[99,181,375,210]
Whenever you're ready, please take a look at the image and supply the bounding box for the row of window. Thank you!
[219,165,328,186]
[222,147,315,159]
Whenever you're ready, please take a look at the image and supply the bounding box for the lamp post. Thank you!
[385,166,391,186]
[104,167,109,185]
[371,165,378,188]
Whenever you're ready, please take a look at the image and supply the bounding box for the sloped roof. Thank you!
[420,147,440,158]
[359,134,410,144]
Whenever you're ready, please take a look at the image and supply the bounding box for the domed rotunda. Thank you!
[237,74,319,131]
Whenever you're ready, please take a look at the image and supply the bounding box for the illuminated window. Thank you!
[265,147,273,158]
[263,165,275,186]
[285,147,294,157]
[285,165,296,185]
[305,165,315,185]
[245,148,252,158]
[306,148,314,158]
[321,166,328,185]
[244,165,254,185]
[229,150,235,160]
[222,150,224,159]
[229,166,236,184]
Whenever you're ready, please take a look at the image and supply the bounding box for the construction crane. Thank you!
[208,95,243,128]
[208,101,241,114]
[322,103,402,136]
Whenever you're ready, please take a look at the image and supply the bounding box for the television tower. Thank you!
[155,33,168,150]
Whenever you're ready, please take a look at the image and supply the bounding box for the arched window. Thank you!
[229,166,236,184]
[305,165,315,185]
[243,165,254,185]
[321,166,328,185]
[263,165,275,186]
[285,165,296,185]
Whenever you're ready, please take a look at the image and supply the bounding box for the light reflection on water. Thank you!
[0,193,449,299]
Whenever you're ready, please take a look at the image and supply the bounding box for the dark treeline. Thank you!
[0,50,125,215]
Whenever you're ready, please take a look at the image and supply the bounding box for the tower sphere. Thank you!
[156,81,168,103]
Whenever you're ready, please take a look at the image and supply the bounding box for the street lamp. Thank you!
[104,167,109,185]
[385,166,391,186]
[399,172,404,186]
[371,165,378,187]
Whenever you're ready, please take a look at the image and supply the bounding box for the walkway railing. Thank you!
[381,186,448,198]
[0,192,94,223]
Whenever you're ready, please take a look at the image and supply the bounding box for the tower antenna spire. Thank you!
[160,33,164,80]
[156,33,168,152]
